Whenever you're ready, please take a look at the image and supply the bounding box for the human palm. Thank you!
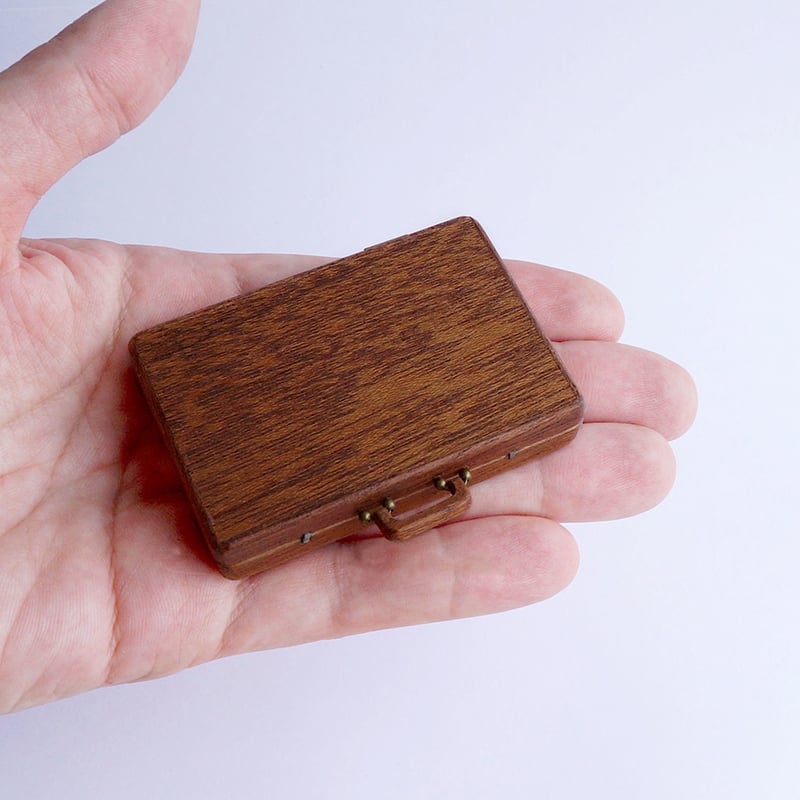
[0,0,695,713]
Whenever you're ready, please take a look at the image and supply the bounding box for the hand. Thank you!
[0,0,696,714]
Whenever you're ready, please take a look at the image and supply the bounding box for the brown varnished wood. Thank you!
[129,217,583,578]
[374,475,471,541]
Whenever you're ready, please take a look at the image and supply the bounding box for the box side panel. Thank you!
[221,396,583,577]
[129,339,228,570]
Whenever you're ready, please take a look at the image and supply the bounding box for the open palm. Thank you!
[0,0,696,714]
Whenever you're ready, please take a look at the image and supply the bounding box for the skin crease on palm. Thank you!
[0,0,696,715]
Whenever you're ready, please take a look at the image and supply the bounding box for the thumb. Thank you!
[0,0,200,246]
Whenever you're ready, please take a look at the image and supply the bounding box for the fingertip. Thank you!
[642,427,677,509]
[670,362,699,440]
[534,422,677,522]
[436,515,581,614]
[554,341,698,441]
[637,350,698,441]
[618,424,677,516]
[567,271,626,342]
[505,259,626,342]
[522,517,581,603]
[0,0,201,239]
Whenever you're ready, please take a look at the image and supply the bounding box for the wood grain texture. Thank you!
[130,217,583,578]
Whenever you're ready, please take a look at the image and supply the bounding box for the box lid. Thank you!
[130,217,582,575]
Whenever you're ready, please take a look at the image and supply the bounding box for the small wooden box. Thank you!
[130,218,583,578]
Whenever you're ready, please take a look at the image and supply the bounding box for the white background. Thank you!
[1,1,799,797]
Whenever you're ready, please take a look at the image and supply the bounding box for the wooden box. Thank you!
[130,217,583,578]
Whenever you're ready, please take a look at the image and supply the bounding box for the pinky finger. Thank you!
[221,515,580,654]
